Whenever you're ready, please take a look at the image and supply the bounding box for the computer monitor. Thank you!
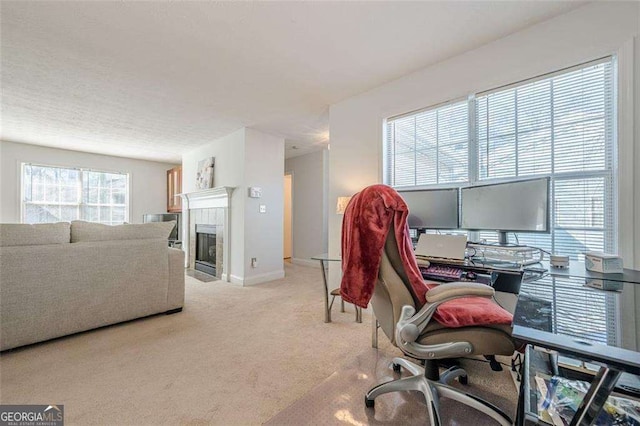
[460,177,550,245]
[398,188,459,230]
[143,213,181,241]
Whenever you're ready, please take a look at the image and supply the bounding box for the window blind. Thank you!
[386,100,469,188]
[385,57,616,346]
[475,58,615,260]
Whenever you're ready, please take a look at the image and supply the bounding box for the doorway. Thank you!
[283,173,293,260]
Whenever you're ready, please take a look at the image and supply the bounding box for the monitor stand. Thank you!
[498,231,509,246]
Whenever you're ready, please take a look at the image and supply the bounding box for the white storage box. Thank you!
[585,252,623,274]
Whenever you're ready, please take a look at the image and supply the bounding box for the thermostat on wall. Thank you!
[248,187,262,198]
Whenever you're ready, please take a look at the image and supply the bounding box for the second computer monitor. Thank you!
[460,177,550,244]
[398,188,459,230]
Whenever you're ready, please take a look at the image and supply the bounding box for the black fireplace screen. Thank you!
[195,224,217,276]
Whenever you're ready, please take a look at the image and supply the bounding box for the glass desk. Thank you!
[513,261,640,425]
[310,254,362,323]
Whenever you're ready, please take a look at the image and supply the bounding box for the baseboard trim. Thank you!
[291,258,320,268]
[228,270,285,286]
[244,270,285,286]
[229,274,244,285]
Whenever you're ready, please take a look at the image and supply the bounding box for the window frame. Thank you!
[384,56,617,256]
[20,162,131,225]
[383,56,619,347]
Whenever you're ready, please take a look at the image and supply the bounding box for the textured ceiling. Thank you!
[0,1,583,162]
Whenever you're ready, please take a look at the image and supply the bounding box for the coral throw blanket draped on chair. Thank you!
[340,184,512,328]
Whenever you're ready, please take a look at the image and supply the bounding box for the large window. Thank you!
[385,57,616,260]
[385,58,617,346]
[22,163,129,225]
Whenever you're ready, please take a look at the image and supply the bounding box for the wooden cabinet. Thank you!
[167,166,182,212]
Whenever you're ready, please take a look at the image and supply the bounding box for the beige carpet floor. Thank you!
[0,263,371,425]
[0,263,518,425]
[265,348,518,425]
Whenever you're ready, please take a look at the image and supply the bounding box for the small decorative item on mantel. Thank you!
[196,157,215,189]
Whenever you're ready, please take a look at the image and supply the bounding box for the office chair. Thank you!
[340,185,515,425]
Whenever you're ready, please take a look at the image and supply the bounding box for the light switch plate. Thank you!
[259,204,266,213]
[249,187,262,198]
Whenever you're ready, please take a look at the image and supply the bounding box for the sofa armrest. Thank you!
[167,247,185,310]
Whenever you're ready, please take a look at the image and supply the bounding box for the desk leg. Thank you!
[570,366,621,426]
[319,259,331,323]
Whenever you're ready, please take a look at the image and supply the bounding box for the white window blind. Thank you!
[386,100,469,188]
[385,57,616,346]
[22,163,129,225]
[476,58,615,261]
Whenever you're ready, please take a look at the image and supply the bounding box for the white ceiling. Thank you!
[0,1,583,163]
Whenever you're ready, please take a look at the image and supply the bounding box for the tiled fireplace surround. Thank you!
[180,187,235,282]
[190,209,224,278]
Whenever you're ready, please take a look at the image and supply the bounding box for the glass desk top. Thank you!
[311,253,341,262]
[512,262,640,375]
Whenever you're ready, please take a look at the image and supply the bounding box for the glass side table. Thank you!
[311,254,362,323]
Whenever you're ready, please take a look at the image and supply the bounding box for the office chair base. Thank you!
[365,358,511,426]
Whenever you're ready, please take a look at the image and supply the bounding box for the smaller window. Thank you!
[386,100,469,187]
[22,163,129,225]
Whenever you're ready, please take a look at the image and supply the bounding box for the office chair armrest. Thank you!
[425,282,494,303]
[394,283,496,359]
[402,283,495,336]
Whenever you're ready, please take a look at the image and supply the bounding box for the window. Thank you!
[386,100,469,187]
[22,164,129,225]
[385,58,616,260]
[476,59,615,260]
[385,58,616,346]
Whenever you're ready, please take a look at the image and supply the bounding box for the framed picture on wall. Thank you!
[196,157,215,189]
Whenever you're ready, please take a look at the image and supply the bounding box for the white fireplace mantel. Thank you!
[179,186,235,210]
[179,187,235,282]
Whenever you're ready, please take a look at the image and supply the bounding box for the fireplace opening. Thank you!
[195,224,217,276]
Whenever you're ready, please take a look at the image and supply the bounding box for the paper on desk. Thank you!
[535,375,563,426]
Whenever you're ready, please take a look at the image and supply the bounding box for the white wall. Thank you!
[243,128,285,284]
[284,149,328,266]
[182,128,246,281]
[328,2,640,347]
[181,127,285,285]
[0,140,174,223]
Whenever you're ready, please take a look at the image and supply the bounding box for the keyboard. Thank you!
[420,265,464,282]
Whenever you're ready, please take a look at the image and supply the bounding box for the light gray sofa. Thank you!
[0,221,185,351]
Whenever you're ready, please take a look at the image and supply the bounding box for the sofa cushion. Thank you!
[0,222,71,246]
[71,221,175,243]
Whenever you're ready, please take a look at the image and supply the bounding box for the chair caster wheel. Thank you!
[392,363,402,373]
[365,396,375,408]
[459,375,469,385]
